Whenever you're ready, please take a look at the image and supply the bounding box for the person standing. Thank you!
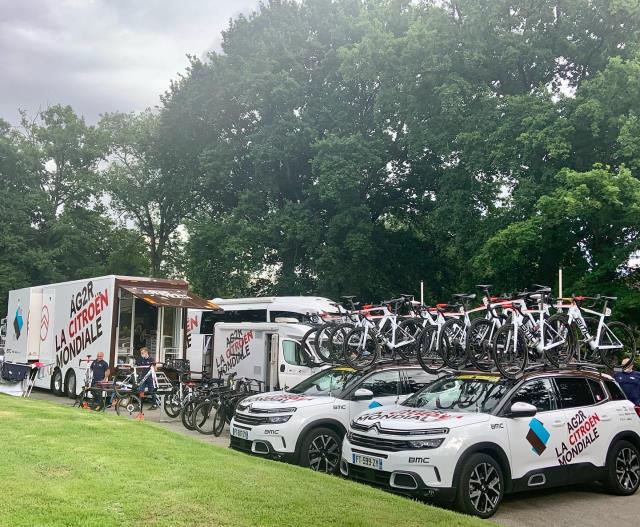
[135,347,159,409]
[614,358,640,405]
[90,352,110,406]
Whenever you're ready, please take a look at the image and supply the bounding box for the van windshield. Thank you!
[402,375,512,414]
[288,367,365,396]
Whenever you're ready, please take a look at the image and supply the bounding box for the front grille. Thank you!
[350,433,411,452]
[348,464,391,486]
[229,436,253,452]
[234,413,270,426]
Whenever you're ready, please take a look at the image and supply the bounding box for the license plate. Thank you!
[352,453,383,470]
[231,427,249,440]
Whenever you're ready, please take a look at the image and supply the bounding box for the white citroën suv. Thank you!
[341,369,640,518]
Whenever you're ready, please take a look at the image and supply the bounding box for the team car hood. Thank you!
[237,391,334,410]
[352,405,491,432]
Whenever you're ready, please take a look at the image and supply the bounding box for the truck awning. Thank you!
[121,286,223,311]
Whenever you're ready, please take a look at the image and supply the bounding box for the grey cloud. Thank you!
[0,0,260,124]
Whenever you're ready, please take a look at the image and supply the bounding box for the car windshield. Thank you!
[402,375,512,414]
[288,367,365,396]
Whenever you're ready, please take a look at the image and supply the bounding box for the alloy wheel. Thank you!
[468,462,501,515]
[308,434,340,473]
[616,447,640,491]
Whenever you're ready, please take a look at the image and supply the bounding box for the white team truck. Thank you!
[209,322,327,391]
[2,275,219,397]
[186,296,344,374]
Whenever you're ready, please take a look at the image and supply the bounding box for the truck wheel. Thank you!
[51,369,64,396]
[455,453,504,518]
[605,440,640,495]
[65,370,77,399]
[299,427,341,474]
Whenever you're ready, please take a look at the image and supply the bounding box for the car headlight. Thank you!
[407,438,445,449]
[267,415,292,424]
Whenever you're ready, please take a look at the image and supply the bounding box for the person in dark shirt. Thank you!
[90,352,110,406]
[135,347,159,409]
[614,358,640,405]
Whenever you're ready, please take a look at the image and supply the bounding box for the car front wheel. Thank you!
[299,428,341,474]
[455,453,504,518]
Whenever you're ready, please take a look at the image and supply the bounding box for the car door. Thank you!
[553,376,611,471]
[349,369,402,419]
[279,339,313,389]
[504,378,568,487]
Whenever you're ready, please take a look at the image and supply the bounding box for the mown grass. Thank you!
[0,395,489,527]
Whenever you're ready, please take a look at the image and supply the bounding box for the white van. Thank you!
[186,296,343,374]
[211,322,327,390]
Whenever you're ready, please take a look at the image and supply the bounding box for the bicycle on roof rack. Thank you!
[557,294,636,369]
[341,296,421,370]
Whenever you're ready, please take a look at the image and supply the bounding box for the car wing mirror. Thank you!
[508,401,537,418]
[352,388,374,401]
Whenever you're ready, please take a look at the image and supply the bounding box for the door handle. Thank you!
[279,364,285,372]
[552,419,564,427]
[600,414,612,421]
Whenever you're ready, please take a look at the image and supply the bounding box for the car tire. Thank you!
[65,370,76,399]
[455,453,504,518]
[604,440,640,496]
[299,427,341,474]
[51,368,64,396]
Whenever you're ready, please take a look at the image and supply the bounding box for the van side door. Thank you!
[278,339,314,390]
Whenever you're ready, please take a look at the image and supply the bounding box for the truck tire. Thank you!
[65,370,77,399]
[51,368,64,396]
[299,427,341,474]
[455,452,504,518]
[604,440,640,495]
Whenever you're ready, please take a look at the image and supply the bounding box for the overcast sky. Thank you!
[0,0,260,125]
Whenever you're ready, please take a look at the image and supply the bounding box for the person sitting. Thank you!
[135,347,159,410]
[614,358,640,405]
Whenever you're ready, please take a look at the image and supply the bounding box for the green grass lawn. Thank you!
[0,395,490,527]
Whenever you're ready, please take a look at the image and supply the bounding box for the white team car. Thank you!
[229,364,435,472]
[341,370,640,518]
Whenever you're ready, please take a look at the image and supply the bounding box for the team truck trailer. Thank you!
[2,275,220,397]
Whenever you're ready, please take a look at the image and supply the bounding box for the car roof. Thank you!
[446,368,615,383]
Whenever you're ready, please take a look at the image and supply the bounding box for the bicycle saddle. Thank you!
[602,295,617,301]
[341,295,357,300]
[452,293,476,300]
[476,284,492,289]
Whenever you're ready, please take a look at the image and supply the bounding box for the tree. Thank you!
[99,111,199,277]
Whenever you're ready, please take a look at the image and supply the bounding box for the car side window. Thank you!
[509,379,556,412]
[402,369,433,395]
[587,379,607,403]
[555,377,595,409]
[359,370,400,398]
[282,340,304,366]
[604,380,627,401]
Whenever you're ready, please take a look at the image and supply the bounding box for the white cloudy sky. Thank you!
[0,0,260,125]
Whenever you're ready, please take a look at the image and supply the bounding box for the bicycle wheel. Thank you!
[163,390,182,418]
[543,314,575,367]
[599,321,637,370]
[439,318,468,369]
[343,327,379,370]
[194,400,218,435]
[115,394,142,419]
[417,325,446,374]
[181,399,199,430]
[212,404,226,436]
[397,318,422,359]
[466,319,495,372]
[313,323,335,363]
[301,326,320,362]
[328,323,354,362]
[492,324,528,379]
